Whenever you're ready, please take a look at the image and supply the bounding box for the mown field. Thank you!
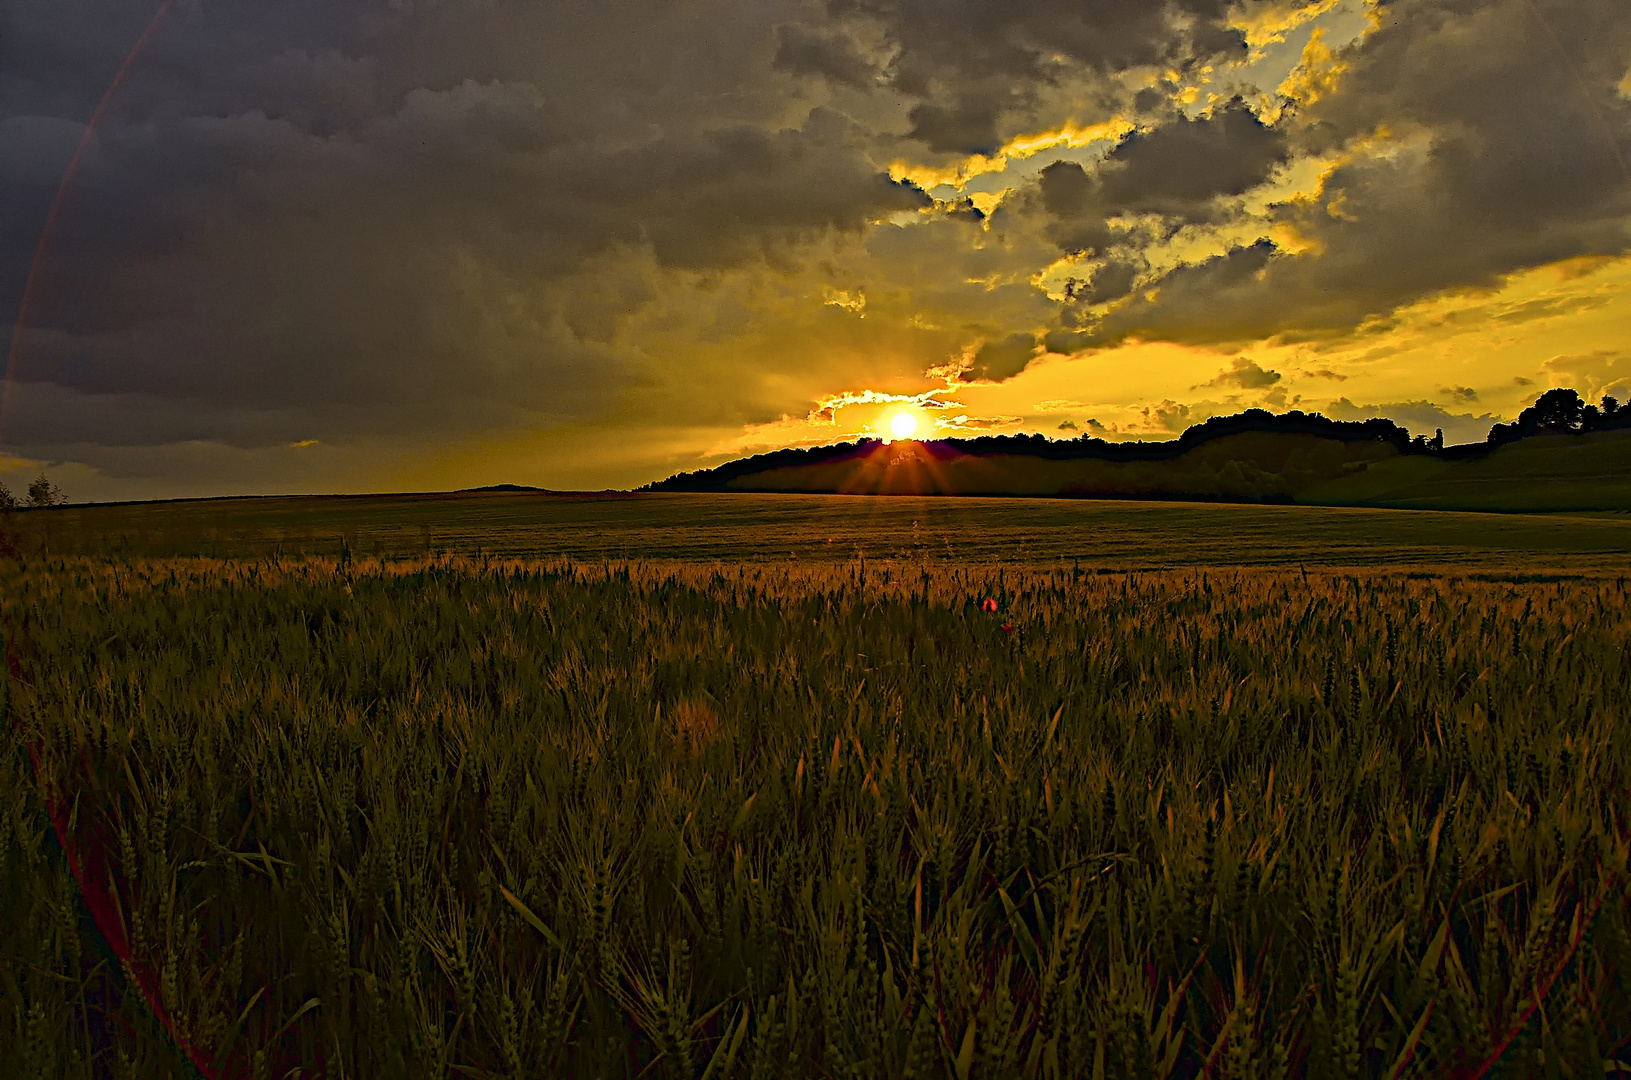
[2,497,1629,1078]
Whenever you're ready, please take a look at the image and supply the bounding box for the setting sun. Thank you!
[888,411,918,440]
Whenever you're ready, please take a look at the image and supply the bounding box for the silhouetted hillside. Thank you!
[646,409,1426,495]
[643,391,1631,511]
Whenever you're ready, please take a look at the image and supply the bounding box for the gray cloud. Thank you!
[1032,98,1289,256]
[1064,0,1631,347]
[1,0,934,469]
[1060,260,1140,305]
[1098,98,1288,212]
[1199,357,1282,391]
[961,332,1040,383]
[826,0,1245,153]
[5,0,1629,497]
[906,97,1012,157]
[773,24,881,89]
[1077,239,1281,344]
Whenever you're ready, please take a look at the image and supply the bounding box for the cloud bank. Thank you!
[1,0,1627,496]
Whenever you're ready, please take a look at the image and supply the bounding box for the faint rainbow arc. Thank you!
[0,5,242,1074]
[0,0,178,447]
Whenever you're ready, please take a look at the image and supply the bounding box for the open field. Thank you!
[7,491,1631,572]
[2,498,1630,1078]
[1301,430,1631,513]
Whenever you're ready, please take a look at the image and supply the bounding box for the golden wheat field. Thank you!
[2,496,1629,1078]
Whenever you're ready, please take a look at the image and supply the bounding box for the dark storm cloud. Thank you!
[0,0,169,119]
[1064,261,1141,306]
[12,97,928,431]
[1067,0,1631,347]
[907,97,1012,157]
[0,0,933,458]
[961,332,1040,383]
[1037,163,1117,254]
[842,0,1237,79]
[1077,239,1280,343]
[0,113,82,357]
[7,0,1628,494]
[1099,99,1288,210]
[814,0,1246,154]
[1030,98,1289,260]
[773,24,880,90]
[0,377,316,451]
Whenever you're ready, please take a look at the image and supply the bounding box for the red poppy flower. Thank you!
[981,597,998,613]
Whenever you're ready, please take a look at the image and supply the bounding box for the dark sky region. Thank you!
[1,0,1629,500]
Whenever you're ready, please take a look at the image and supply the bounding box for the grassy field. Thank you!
[2,497,1630,1078]
[1300,429,1631,513]
[8,491,1631,571]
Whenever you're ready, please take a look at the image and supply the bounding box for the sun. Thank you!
[888,411,918,440]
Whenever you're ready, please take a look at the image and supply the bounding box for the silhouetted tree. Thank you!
[1531,388,1586,432]
[1598,394,1631,431]
[1488,387,1601,445]
[0,480,15,510]
[653,396,1616,493]
[26,472,64,508]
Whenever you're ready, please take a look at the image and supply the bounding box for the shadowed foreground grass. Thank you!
[3,552,1629,1077]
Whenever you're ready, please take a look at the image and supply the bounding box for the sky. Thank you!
[1,0,1629,500]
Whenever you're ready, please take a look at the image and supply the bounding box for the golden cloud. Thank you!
[888,118,1135,195]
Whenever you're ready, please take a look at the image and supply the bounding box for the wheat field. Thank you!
[2,500,1630,1077]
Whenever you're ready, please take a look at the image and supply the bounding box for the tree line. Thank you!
[1486,387,1629,444]
[645,386,1627,493]
[2,388,1621,504]
[0,472,65,510]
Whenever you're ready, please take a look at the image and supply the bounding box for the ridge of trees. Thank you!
[645,388,1626,493]
[1486,387,1629,444]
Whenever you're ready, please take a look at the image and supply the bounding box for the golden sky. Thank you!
[2,0,1628,498]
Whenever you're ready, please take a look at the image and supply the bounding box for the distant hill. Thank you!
[1302,428,1631,512]
[644,396,1631,512]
